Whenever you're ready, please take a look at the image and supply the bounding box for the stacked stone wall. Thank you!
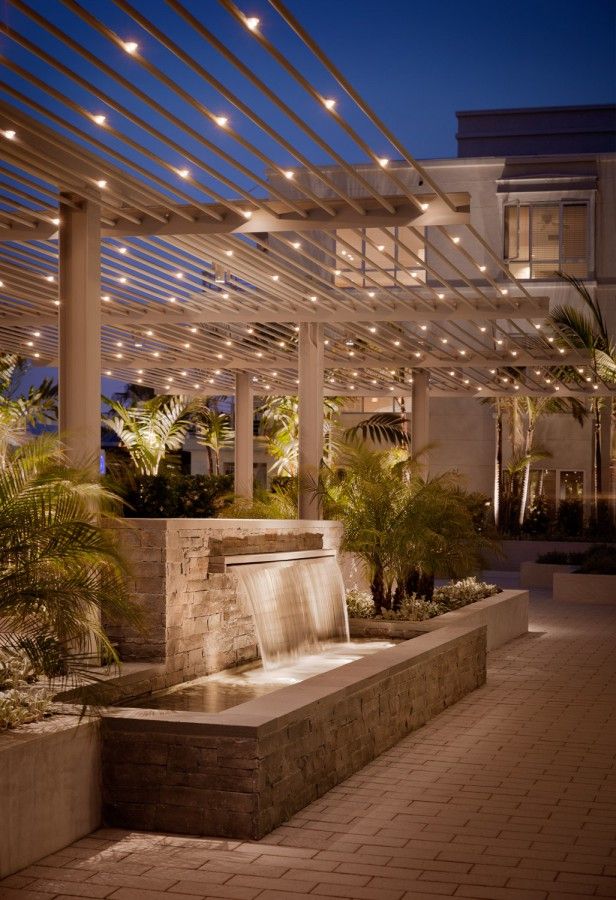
[103,625,486,838]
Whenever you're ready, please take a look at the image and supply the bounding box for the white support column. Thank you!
[234,372,253,500]
[298,322,323,520]
[411,370,430,475]
[59,196,101,469]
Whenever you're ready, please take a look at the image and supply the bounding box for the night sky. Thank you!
[2,0,614,395]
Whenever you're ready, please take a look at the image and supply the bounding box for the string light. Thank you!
[322,98,336,110]
[177,168,190,179]
[214,115,228,128]
[96,179,107,189]
[3,130,16,140]
[52,218,60,225]
[122,41,138,54]
[420,202,429,211]
[245,16,260,30]
[377,157,389,168]
[292,241,301,249]
[92,114,106,126]
[283,170,294,180]
[452,236,460,244]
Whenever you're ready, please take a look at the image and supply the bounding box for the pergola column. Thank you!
[298,322,323,520]
[58,196,101,469]
[411,370,430,475]
[234,372,253,499]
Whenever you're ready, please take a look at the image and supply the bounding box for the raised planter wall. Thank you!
[103,623,486,840]
[553,573,616,603]
[105,518,343,696]
[0,716,100,878]
[350,589,528,652]
[520,562,577,588]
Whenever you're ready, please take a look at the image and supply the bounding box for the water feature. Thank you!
[126,639,396,714]
[231,555,350,667]
[124,549,394,713]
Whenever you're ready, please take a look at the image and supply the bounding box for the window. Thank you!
[335,226,425,288]
[504,201,590,280]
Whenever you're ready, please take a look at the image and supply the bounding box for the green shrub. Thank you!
[123,473,233,517]
[432,577,500,608]
[536,550,585,565]
[576,544,616,574]
[345,577,500,621]
[555,499,584,537]
[0,688,52,730]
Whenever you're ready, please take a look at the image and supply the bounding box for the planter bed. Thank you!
[350,588,528,652]
[103,623,486,840]
[0,714,101,878]
[553,573,616,603]
[520,562,577,589]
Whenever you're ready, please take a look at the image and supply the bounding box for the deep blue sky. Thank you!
[2,0,614,396]
[303,0,616,158]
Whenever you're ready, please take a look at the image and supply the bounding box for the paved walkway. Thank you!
[3,588,616,900]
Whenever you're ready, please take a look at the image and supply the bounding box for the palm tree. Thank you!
[549,274,616,517]
[321,445,492,612]
[0,354,56,468]
[517,395,586,526]
[0,436,139,678]
[259,395,347,476]
[103,394,195,476]
[195,409,234,475]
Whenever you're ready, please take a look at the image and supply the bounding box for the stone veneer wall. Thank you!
[105,518,343,694]
[103,623,485,839]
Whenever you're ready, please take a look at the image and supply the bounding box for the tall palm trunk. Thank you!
[205,445,214,475]
[493,402,503,528]
[592,396,602,518]
[519,423,535,527]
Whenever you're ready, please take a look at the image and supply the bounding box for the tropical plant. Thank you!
[0,436,139,682]
[102,394,195,476]
[321,444,494,612]
[259,395,411,479]
[194,409,234,475]
[516,395,586,526]
[259,395,347,476]
[483,390,586,531]
[222,480,298,519]
[0,354,57,468]
[549,273,616,518]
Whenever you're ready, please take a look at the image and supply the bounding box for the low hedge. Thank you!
[122,473,233,518]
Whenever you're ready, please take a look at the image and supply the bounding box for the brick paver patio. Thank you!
[3,587,616,900]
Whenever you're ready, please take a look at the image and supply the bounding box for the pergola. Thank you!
[0,0,608,515]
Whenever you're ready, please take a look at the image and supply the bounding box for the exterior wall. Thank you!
[0,717,100,878]
[430,397,495,493]
[520,562,577,588]
[102,623,486,839]
[105,518,343,692]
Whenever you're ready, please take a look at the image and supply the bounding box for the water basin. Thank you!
[124,639,396,714]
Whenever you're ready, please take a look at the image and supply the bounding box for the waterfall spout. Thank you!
[232,555,350,668]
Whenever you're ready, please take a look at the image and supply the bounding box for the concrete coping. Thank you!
[224,549,336,567]
[104,623,485,738]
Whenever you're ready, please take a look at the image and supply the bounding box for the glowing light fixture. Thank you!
[245,16,260,30]
[322,98,336,110]
[92,114,106,126]
[122,41,138,54]
[214,115,228,128]
[3,130,16,140]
